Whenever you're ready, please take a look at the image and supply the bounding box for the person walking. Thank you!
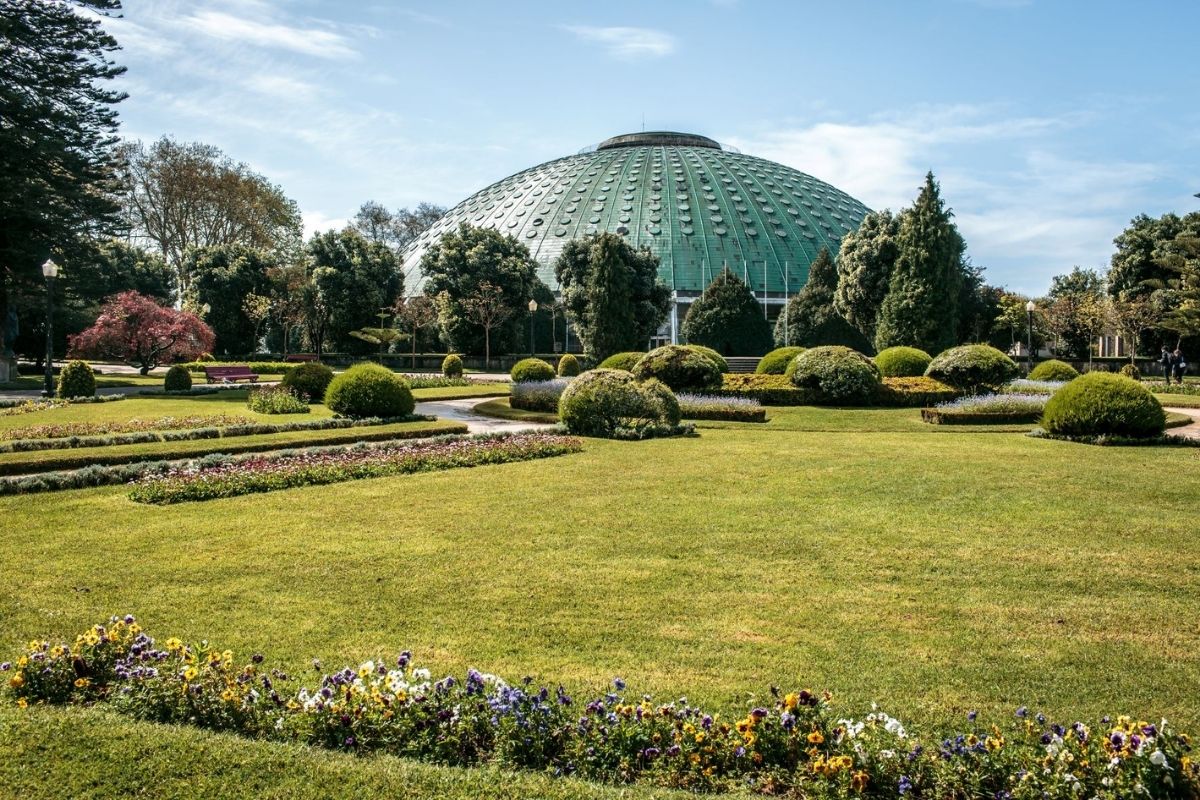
[1161,346,1174,383]
[1173,348,1188,385]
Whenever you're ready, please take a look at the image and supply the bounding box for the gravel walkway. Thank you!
[413,398,554,435]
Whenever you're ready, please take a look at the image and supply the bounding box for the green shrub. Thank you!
[874,376,959,407]
[441,354,463,378]
[56,360,95,399]
[558,369,679,437]
[1120,363,1142,380]
[756,346,805,375]
[597,352,644,371]
[510,357,555,383]
[925,345,1019,394]
[163,365,192,392]
[280,362,335,402]
[1029,359,1080,382]
[630,345,721,391]
[874,346,932,378]
[557,353,581,377]
[247,386,310,415]
[788,346,880,404]
[1041,372,1165,438]
[325,363,415,419]
[685,344,728,374]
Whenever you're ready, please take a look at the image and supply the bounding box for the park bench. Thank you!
[204,365,259,384]
[284,354,318,362]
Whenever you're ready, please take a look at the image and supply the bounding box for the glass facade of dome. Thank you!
[400,132,872,304]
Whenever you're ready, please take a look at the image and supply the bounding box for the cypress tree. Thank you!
[833,210,901,342]
[874,172,965,354]
[776,248,873,352]
[681,268,773,356]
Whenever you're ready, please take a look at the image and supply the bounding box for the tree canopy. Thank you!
[833,210,900,342]
[681,269,773,356]
[308,229,403,354]
[187,244,275,355]
[777,248,873,352]
[68,290,214,374]
[353,201,446,250]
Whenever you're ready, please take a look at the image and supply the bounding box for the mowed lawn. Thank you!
[3,409,1199,738]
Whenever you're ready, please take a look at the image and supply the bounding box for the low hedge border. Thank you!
[718,375,959,408]
[0,421,467,480]
[140,385,252,397]
[920,408,1042,425]
[1028,428,1200,447]
[683,406,767,422]
[0,395,126,413]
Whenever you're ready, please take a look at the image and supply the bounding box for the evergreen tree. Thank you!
[309,229,403,354]
[874,173,965,354]
[554,232,670,360]
[188,244,276,355]
[681,268,773,356]
[833,210,901,341]
[776,248,873,352]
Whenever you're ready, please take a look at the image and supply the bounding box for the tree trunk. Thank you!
[484,329,490,371]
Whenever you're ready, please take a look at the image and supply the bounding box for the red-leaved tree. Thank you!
[69,291,215,374]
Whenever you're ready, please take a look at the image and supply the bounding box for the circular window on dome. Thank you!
[524,198,535,206]
[504,200,514,208]
[775,229,787,238]
[624,193,634,201]
[526,230,537,238]
[560,216,572,225]
[533,189,543,196]
[586,225,597,234]
[679,214,691,222]
[619,213,631,223]
[555,227,567,236]
[493,211,503,218]
[507,220,518,228]
[746,228,758,236]
[474,213,484,221]
[590,215,601,223]
[622,204,632,211]
[650,213,661,223]
[545,196,556,204]
[741,216,753,225]
[682,226,694,235]
[516,208,526,216]
[711,214,724,223]
[713,226,728,236]
[678,202,690,211]
[707,203,720,211]
[735,204,747,213]
[649,226,661,235]
[532,217,543,226]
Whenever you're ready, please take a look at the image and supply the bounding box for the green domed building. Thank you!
[400,131,871,345]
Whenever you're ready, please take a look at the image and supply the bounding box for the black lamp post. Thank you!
[527,299,538,356]
[1025,300,1036,375]
[41,258,59,397]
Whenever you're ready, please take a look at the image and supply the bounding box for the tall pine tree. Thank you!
[833,210,901,342]
[874,173,965,354]
[776,248,873,352]
[681,268,773,356]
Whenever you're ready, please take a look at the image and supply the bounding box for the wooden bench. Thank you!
[204,365,260,384]
[284,354,318,362]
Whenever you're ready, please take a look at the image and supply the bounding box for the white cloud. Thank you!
[244,74,319,101]
[302,210,349,238]
[183,10,357,59]
[562,25,677,59]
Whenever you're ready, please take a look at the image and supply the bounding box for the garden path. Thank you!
[1165,406,1200,440]
[414,398,554,435]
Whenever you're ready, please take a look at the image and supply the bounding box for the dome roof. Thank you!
[401,131,872,295]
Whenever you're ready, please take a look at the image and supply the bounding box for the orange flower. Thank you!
[807,730,824,744]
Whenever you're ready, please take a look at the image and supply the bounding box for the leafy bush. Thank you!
[510,357,555,383]
[685,344,728,374]
[874,346,932,378]
[441,353,463,378]
[1029,359,1080,381]
[597,351,644,371]
[280,362,334,401]
[557,353,580,377]
[755,346,804,374]
[1120,362,1142,380]
[163,365,192,392]
[56,360,95,399]
[404,375,472,390]
[676,393,767,422]
[630,345,721,391]
[325,363,415,419]
[873,376,959,407]
[788,346,881,404]
[637,378,681,426]
[558,369,683,437]
[182,361,296,375]
[247,386,310,415]
[1041,372,1165,438]
[925,345,1019,394]
[510,378,570,413]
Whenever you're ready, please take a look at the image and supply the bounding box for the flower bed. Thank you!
[510,378,571,412]
[921,393,1046,425]
[676,393,767,422]
[1004,379,1068,395]
[128,432,582,504]
[404,375,473,390]
[0,414,254,442]
[5,617,1198,798]
[247,386,310,414]
[0,395,126,416]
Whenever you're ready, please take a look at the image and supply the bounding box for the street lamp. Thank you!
[528,299,538,356]
[1025,300,1036,374]
[41,258,59,397]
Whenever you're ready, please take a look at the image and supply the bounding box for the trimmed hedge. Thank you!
[717,374,957,408]
[324,363,415,419]
[557,353,581,377]
[755,346,805,375]
[874,346,932,378]
[630,345,721,391]
[163,365,192,392]
[56,360,95,399]
[874,377,959,408]
[558,369,683,438]
[1041,372,1165,438]
[182,361,295,375]
[788,346,880,404]
[685,344,728,374]
[597,352,644,371]
[280,361,334,401]
[510,357,556,383]
[441,354,463,378]
[926,345,1018,394]
[921,409,1042,425]
[1029,359,1080,381]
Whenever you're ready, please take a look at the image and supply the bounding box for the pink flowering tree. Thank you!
[68,291,215,374]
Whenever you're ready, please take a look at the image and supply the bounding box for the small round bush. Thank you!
[56,360,95,399]
[557,353,581,377]
[788,346,880,404]
[163,364,192,392]
[686,344,728,374]
[925,345,1019,394]
[1119,362,1142,380]
[1029,359,1079,382]
[638,377,681,426]
[874,346,932,378]
[558,369,676,437]
[324,363,414,419]
[1041,372,1164,438]
[281,361,334,401]
[597,352,644,371]
[756,346,805,375]
[631,345,721,391]
[510,357,556,383]
[442,354,463,378]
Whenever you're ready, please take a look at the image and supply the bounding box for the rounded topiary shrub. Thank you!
[686,344,728,374]
[510,357,555,383]
[324,363,414,419]
[756,346,805,375]
[1029,359,1079,382]
[557,353,581,377]
[597,352,644,371]
[442,354,463,378]
[1041,372,1164,438]
[925,345,1019,394]
[788,346,881,404]
[631,345,721,391]
[1119,363,1142,380]
[163,364,192,392]
[638,377,682,426]
[281,361,334,401]
[874,346,932,378]
[56,360,95,399]
[558,369,676,437]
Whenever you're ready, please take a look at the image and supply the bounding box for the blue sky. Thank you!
[100,0,1199,295]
